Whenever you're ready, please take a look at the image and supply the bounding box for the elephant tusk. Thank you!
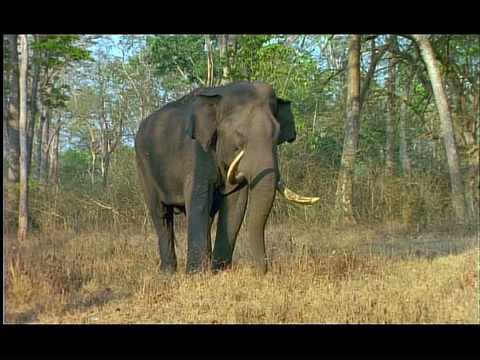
[277,180,320,205]
[227,150,246,185]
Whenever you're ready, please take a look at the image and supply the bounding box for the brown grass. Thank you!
[5,220,478,324]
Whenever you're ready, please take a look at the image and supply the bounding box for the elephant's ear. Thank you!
[276,98,296,145]
[189,93,222,152]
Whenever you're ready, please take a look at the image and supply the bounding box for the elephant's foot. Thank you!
[211,258,232,273]
[186,259,211,275]
[160,261,177,274]
[253,260,268,275]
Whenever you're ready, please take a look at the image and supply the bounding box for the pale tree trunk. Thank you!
[399,71,414,178]
[468,92,479,221]
[37,68,59,184]
[38,109,63,185]
[35,89,46,181]
[99,97,116,188]
[3,35,8,239]
[27,34,41,178]
[87,95,123,188]
[120,59,146,120]
[101,136,110,188]
[3,46,7,128]
[412,35,468,222]
[335,34,361,220]
[6,34,20,218]
[85,120,98,185]
[41,105,51,184]
[99,100,110,188]
[217,35,236,85]
[103,119,122,189]
[18,35,29,240]
[205,35,214,87]
[48,116,63,184]
[385,37,397,176]
[446,64,479,224]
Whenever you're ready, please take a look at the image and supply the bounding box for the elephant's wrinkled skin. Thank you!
[135,81,318,274]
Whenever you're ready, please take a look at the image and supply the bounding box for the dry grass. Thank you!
[5,220,478,324]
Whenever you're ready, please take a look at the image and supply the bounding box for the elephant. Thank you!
[135,81,319,274]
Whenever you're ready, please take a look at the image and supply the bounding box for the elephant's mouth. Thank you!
[226,150,320,205]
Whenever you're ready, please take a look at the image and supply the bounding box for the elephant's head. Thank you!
[189,81,318,272]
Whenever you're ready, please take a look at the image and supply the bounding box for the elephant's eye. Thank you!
[234,130,246,149]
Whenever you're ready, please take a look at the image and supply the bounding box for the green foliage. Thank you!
[30,35,94,112]
[31,35,93,69]
[44,84,71,108]
[232,36,318,95]
[146,35,210,89]
[59,149,93,187]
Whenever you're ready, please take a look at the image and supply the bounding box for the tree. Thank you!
[5,35,20,218]
[217,35,236,85]
[430,35,479,221]
[18,35,29,240]
[385,36,397,176]
[205,35,214,87]
[412,35,468,222]
[146,35,209,92]
[68,41,141,187]
[335,35,361,220]
[27,34,41,178]
[398,69,414,177]
[31,35,92,184]
[334,35,397,220]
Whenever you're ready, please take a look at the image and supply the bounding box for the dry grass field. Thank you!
[4,219,478,324]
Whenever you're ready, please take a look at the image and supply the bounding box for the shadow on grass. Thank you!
[5,309,38,324]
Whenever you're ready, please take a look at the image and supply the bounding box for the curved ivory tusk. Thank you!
[277,180,320,205]
[227,150,246,185]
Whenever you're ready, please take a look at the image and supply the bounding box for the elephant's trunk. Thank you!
[245,165,278,274]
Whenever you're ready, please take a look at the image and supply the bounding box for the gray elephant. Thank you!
[135,81,319,274]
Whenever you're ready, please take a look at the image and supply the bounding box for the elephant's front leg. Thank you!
[212,187,248,271]
[185,181,214,273]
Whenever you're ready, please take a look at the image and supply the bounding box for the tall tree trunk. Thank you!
[85,120,97,186]
[120,56,146,120]
[205,35,214,87]
[3,35,9,153]
[49,116,62,184]
[38,68,59,185]
[35,89,45,181]
[27,34,41,178]
[399,72,414,178]
[98,97,110,188]
[412,35,468,222]
[447,64,479,223]
[385,38,397,176]
[101,117,109,188]
[335,34,361,220]
[217,35,236,85]
[41,105,51,184]
[18,35,29,240]
[6,34,20,219]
